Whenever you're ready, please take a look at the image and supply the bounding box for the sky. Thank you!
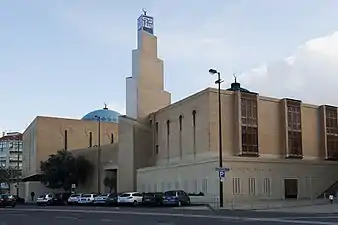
[1,0,338,133]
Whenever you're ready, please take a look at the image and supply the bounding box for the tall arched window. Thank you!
[179,115,183,158]
[192,110,197,156]
[166,120,171,161]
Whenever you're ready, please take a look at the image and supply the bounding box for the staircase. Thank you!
[317,180,338,198]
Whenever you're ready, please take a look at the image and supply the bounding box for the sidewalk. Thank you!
[210,199,329,210]
[255,202,338,214]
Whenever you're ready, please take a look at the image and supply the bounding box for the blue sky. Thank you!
[1,0,338,132]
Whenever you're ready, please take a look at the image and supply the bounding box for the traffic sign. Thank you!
[215,167,230,172]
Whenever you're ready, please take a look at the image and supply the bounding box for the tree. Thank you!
[103,176,116,193]
[40,149,92,191]
[0,167,19,190]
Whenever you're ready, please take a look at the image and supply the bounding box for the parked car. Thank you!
[142,192,163,206]
[67,193,83,205]
[36,193,54,206]
[93,193,110,205]
[11,195,25,204]
[53,193,72,205]
[0,194,16,207]
[106,193,119,206]
[78,193,97,205]
[118,192,143,206]
[162,190,190,207]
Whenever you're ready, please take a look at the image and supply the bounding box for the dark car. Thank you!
[142,192,163,206]
[11,195,25,204]
[162,190,190,207]
[53,192,72,205]
[106,193,119,206]
[0,194,16,208]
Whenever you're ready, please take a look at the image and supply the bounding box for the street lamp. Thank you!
[209,68,224,208]
[93,115,102,194]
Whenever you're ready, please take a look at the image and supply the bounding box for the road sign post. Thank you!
[216,167,230,182]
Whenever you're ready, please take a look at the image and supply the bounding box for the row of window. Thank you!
[139,177,272,196]
[151,110,197,157]
[62,130,115,150]
[232,177,271,196]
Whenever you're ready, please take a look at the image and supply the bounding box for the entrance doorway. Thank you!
[284,178,298,199]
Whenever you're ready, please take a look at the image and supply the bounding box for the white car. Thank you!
[93,193,110,205]
[36,193,54,205]
[118,192,143,206]
[67,193,83,205]
[78,194,97,204]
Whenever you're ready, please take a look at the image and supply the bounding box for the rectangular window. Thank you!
[286,100,302,157]
[192,179,198,193]
[175,181,180,189]
[241,94,259,155]
[263,178,271,195]
[249,177,256,195]
[155,122,159,133]
[167,182,172,190]
[64,130,68,150]
[202,179,208,194]
[111,133,114,144]
[232,177,241,195]
[326,106,338,159]
[161,181,165,192]
[89,132,92,147]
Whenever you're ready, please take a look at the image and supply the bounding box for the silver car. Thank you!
[67,193,83,205]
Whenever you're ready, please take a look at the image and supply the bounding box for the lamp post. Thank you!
[209,68,224,208]
[93,115,102,194]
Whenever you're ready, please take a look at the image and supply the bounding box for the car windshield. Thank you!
[99,193,109,197]
[119,193,130,197]
[144,193,154,197]
[82,194,91,197]
[70,194,81,197]
[164,191,177,197]
[0,194,8,198]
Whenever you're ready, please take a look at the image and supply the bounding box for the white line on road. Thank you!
[1,208,338,225]
[54,216,79,220]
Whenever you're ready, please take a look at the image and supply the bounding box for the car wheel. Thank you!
[133,201,137,206]
[187,199,191,205]
[11,204,16,208]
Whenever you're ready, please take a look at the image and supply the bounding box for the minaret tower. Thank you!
[126,9,171,119]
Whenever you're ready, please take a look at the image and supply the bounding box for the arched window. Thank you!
[179,115,183,158]
[192,110,197,156]
[166,120,171,160]
[179,115,183,131]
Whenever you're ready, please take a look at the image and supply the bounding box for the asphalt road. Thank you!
[1,205,338,225]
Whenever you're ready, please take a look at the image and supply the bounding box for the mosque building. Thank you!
[20,11,338,202]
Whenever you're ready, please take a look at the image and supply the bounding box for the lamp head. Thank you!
[209,69,218,75]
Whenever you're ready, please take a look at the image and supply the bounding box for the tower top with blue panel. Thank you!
[137,9,154,35]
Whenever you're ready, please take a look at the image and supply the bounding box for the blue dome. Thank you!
[82,107,120,123]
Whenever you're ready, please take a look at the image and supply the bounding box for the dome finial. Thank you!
[233,73,237,83]
[103,102,108,110]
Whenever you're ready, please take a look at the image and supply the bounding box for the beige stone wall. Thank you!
[22,116,118,178]
[152,89,211,165]
[71,144,118,193]
[151,88,335,160]
[137,158,338,201]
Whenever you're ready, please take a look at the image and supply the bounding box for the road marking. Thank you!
[54,216,79,220]
[1,213,26,216]
[1,208,337,225]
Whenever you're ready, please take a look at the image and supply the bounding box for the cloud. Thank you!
[241,31,338,106]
